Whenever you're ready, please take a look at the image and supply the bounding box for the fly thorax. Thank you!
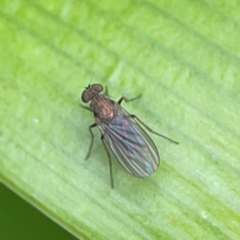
[91,96,114,120]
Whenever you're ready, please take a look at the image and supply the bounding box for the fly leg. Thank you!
[80,105,92,111]
[101,134,114,189]
[85,123,97,160]
[81,103,113,188]
[130,114,179,144]
[81,105,97,159]
[117,95,179,144]
[118,94,142,104]
[104,86,109,96]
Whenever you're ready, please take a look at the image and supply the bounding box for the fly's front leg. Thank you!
[85,123,97,160]
[104,86,109,96]
[130,114,179,145]
[101,134,114,189]
[80,104,92,111]
[118,94,142,105]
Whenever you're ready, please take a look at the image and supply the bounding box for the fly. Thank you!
[81,83,179,188]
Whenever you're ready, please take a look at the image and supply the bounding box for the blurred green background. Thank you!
[0,182,78,240]
[1,0,240,239]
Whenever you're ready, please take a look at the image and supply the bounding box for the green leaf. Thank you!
[1,0,240,239]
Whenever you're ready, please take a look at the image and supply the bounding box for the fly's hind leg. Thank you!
[81,104,114,188]
[117,94,179,144]
[130,114,179,144]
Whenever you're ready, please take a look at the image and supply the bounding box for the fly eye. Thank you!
[81,84,103,103]
[91,84,103,93]
[81,90,90,103]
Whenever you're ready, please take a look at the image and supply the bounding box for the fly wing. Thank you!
[100,114,160,178]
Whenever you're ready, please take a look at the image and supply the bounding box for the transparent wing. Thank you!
[99,114,160,178]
